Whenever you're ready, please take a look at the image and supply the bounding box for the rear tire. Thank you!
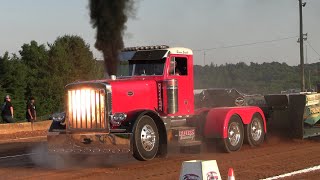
[132,115,159,161]
[245,114,265,146]
[222,115,244,152]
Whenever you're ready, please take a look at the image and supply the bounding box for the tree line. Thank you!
[0,35,104,122]
[194,61,320,94]
[1,35,319,122]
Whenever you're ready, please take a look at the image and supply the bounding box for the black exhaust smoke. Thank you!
[89,0,134,77]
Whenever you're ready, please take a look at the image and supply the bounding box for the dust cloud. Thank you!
[29,144,136,169]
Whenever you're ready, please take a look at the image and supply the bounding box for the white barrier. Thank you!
[180,160,222,180]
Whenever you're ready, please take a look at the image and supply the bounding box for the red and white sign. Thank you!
[179,129,195,140]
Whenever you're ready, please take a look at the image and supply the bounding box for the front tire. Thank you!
[245,114,265,146]
[132,115,159,161]
[222,115,244,152]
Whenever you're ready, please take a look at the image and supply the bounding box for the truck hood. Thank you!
[108,78,159,114]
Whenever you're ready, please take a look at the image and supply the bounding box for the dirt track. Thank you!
[0,133,320,180]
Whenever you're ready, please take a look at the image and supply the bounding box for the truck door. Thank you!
[168,56,192,115]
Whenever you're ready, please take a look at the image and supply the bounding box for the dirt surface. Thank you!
[0,133,319,180]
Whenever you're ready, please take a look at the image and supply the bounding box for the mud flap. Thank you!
[264,95,290,135]
[169,127,202,154]
[288,95,305,139]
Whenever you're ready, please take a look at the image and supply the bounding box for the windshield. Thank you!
[117,59,166,77]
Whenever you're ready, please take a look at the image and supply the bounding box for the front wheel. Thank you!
[245,114,265,146]
[132,115,159,161]
[222,115,244,152]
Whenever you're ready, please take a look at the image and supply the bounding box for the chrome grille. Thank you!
[67,88,107,130]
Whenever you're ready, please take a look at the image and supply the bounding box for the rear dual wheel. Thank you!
[222,114,265,153]
[245,114,265,146]
[222,116,244,152]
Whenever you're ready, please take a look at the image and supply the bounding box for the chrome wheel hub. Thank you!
[140,124,156,151]
[228,122,241,146]
[251,118,262,141]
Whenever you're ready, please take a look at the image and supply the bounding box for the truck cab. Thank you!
[116,46,195,117]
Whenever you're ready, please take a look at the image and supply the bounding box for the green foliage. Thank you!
[0,53,27,121]
[194,61,320,94]
[0,35,104,123]
[19,40,50,119]
[47,35,104,110]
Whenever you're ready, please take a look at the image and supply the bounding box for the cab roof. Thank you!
[122,45,193,55]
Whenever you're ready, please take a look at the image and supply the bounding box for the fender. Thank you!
[125,109,162,131]
[126,109,167,157]
[204,106,267,138]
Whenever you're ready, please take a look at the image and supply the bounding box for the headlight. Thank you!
[110,113,127,126]
[51,112,66,122]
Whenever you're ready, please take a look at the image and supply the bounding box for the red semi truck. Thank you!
[47,45,268,161]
